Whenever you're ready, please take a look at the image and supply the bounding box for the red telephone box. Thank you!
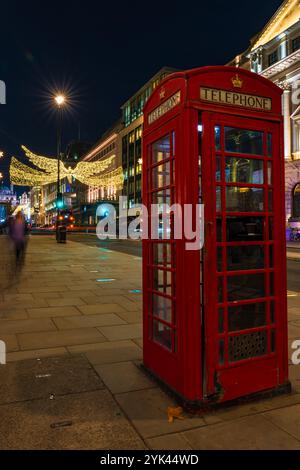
[142,66,290,406]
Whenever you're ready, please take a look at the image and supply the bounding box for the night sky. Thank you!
[0,0,283,189]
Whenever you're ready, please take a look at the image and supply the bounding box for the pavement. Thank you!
[0,235,300,450]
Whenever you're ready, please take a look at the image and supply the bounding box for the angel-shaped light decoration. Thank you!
[10,145,124,190]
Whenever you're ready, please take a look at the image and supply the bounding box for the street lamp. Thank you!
[54,94,66,240]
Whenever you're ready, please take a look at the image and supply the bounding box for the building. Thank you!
[120,67,176,210]
[42,141,91,224]
[79,121,124,225]
[0,184,18,207]
[230,0,300,229]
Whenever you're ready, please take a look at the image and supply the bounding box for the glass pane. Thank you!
[268,190,273,212]
[153,243,172,267]
[216,156,221,181]
[267,134,272,157]
[216,187,222,211]
[268,162,272,185]
[215,126,221,151]
[152,189,171,207]
[270,272,274,296]
[270,301,275,323]
[225,127,263,155]
[219,339,225,365]
[269,245,274,268]
[227,245,264,271]
[152,161,171,189]
[271,329,276,352]
[217,218,222,242]
[229,330,267,362]
[225,157,264,184]
[152,135,170,164]
[219,308,224,333]
[228,303,266,332]
[226,187,264,212]
[227,217,264,241]
[227,273,265,301]
[153,269,172,295]
[152,294,172,323]
[153,320,172,350]
[217,247,223,272]
[269,217,274,240]
[218,277,224,303]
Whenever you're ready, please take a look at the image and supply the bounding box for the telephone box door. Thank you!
[202,112,288,403]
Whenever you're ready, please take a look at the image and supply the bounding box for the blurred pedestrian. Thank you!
[8,212,27,270]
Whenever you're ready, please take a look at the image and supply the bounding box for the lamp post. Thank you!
[54,94,65,240]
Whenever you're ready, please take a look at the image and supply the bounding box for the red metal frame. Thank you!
[142,66,289,405]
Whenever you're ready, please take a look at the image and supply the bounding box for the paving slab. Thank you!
[98,323,142,341]
[264,403,300,441]
[0,355,104,405]
[0,334,19,352]
[115,388,206,439]
[146,434,192,450]
[27,306,82,318]
[182,414,300,450]
[0,318,56,335]
[6,347,68,363]
[84,340,142,365]
[0,389,145,450]
[94,361,156,394]
[78,303,126,315]
[17,327,106,350]
[53,313,126,330]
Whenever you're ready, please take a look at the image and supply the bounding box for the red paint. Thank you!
[142,66,289,405]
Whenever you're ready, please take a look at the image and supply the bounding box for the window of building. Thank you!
[292,36,300,52]
[293,183,300,219]
[268,50,278,67]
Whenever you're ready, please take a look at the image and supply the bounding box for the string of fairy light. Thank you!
[9,146,124,190]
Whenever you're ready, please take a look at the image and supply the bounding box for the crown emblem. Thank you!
[159,87,166,99]
[232,74,243,88]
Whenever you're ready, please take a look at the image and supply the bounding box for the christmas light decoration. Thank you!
[10,146,120,188]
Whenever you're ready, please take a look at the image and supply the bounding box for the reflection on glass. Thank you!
[228,303,266,332]
[225,157,264,184]
[152,135,170,164]
[153,269,172,296]
[227,273,265,301]
[227,217,264,241]
[226,187,264,212]
[152,161,170,189]
[152,294,172,323]
[225,127,263,155]
[153,243,172,267]
[267,134,272,157]
[153,320,172,350]
[216,156,221,181]
[152,189,171,206]
[215,126,221,151]
[216,187,222,212]
[227,245,264,271]
[268,162,272,185]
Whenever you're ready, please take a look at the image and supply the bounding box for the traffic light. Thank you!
[56,193,64,209]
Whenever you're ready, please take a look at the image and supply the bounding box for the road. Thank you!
[69,233,300,294]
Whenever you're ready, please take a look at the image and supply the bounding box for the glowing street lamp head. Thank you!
[55,95,65,107]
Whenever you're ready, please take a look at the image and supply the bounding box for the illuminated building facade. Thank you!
[120,67,176,209]
[79,121,123,225]
[230,0,300,227]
